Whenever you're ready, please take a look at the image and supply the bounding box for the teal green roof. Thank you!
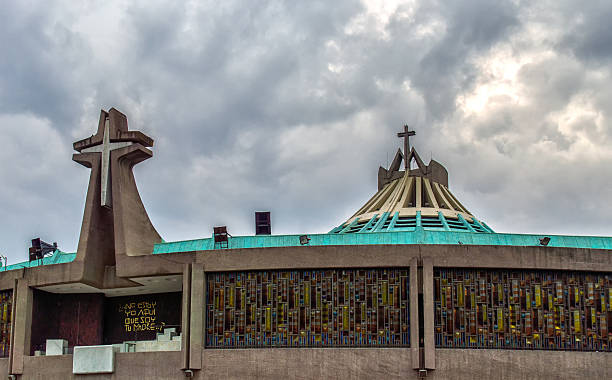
[153,229,612,254]
[4,229,611,273]
[330,211,494,234]
[4,250,76,271]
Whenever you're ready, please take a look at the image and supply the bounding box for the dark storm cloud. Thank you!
[0,3,90,132]
[417,1,518,117]
[1,0,612,264]
[559,1,612,64]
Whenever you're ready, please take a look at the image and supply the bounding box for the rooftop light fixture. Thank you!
[213,226,231,249]
[539,237,551,246]
[299,235,311,245]
[29,238,57,262]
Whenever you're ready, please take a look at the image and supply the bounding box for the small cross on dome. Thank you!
[397,125,415,171]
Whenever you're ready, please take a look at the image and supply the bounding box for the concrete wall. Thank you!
[194,244,612,274]
[1,348,610,379]
[2,243,611,378]
[30,290,105,354]
[197,349,612,380]
[0,358,7,377]
[19,352,182,380]
[431,349,612,380]
[103,292,182,344]
[10,350,413,379]
[200,348,412,379]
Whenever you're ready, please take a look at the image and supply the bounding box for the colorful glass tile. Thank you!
[0,290,12,357]
[434,269,612,351]
[206,269,409,348]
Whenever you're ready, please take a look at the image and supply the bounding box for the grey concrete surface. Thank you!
[200,348,413,379]
[431,349,612,380]
[1,348,610,379]
[19,351,183,380]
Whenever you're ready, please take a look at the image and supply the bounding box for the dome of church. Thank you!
[331,131,493,234]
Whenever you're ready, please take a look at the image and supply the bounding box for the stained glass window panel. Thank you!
[206,268,409,348]
[0,290,12,357]
[434,268,611,351]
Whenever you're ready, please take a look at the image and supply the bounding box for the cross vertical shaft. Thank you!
[397,125,416,171]
[80,116,134,207]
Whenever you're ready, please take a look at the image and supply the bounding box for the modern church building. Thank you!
[0,108,610,379]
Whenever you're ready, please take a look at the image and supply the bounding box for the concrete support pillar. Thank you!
[181,264,191,370]
[409,257,419,370]
[9,279,32,375]
[422,257,435,369]
[189,263,205,370]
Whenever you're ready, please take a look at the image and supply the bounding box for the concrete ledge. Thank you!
[73,345,116,374]
[202,348,412,379]
[13,346,612,379]
[22,351,183,379]
[0,357,7,377]
[431,349,612,380]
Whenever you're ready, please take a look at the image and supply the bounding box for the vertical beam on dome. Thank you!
[328,224,345,233]
[457,214,476,232]
[469,217,483,231]
[387,212,400,231]
[358,214,378,233]
[372,212,390,232]
[416,211,422,229]
[370,180,399,212]
[340,218,360,233]
[381,174,407,213]
[423,179,439,209]
[438,212,450,231]
[399,176,415,208]
[433,182,452,210]
[481,222,494,233]
[415,177,422,208]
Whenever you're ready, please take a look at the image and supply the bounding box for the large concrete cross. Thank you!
[73,108,154,209]
[71,108,161,271]
[397,125,415,171]
[80,116,133,207]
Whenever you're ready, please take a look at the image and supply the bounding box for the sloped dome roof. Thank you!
[331,147,493,234]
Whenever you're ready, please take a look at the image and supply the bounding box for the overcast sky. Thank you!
[1,0,612,264]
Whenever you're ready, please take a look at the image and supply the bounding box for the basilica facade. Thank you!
[0,108,610,379]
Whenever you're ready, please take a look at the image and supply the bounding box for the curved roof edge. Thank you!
[152,230,612,254]
[4,249,76,271]
[4,231,612,273]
